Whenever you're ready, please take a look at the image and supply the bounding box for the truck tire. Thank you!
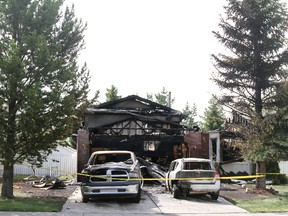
[210,191,219,200]
[131,187,142,203]
[82,195,89,203]
[172,184,181,199]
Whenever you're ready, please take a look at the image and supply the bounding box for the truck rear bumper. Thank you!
[179,182,220,193]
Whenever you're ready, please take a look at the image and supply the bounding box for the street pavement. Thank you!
[0,186,287,216]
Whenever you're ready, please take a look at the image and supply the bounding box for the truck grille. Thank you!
[90,169,129,182]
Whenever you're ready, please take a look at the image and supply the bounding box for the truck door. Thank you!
[166,161,177,191]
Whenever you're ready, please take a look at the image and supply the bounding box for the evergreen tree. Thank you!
[0,0,89,198]
[147,87,174,107]
[181,102,198,129]
[146,93,153,101]
[202,96,225,131]
[212,0,288,188]
[89,89,101,107]
[105,85,121,101]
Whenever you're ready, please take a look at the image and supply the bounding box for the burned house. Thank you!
[77,95,186,173]
[189,110,254,175]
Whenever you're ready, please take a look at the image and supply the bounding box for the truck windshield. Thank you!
[93,153,132,164]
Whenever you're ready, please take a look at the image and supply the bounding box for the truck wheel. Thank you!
[210,191,219,200]
[172,184,181,199]
[132,188,141,203]
[82,195,89,203]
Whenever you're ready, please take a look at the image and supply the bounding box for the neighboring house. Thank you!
[279,161,288,175]
[0,146,77,177]
[77,95,186,174]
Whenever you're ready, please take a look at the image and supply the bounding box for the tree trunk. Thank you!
[256,161,266,189]
[1,164,14,199]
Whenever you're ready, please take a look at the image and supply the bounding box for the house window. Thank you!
[144,141,156,151]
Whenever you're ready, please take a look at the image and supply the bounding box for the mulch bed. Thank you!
[1,180,279,201]
[220,183,278,200]
[1,180,77,198]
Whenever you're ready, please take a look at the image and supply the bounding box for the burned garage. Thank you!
[77,95,186,173]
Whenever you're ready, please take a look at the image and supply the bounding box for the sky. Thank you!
[67,0,228,118]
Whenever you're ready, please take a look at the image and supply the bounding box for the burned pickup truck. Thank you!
[165,158,221,200]
[80,150,144,203]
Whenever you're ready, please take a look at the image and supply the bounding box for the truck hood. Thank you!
[85,162,135,173]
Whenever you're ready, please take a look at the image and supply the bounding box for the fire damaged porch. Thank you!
[77,95,186,173]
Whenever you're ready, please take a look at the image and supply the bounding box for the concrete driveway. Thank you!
[62,185,248,215]
[1,186,287,216]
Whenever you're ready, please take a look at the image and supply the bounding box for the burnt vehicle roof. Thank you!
[90,150,135,155]
[172,158,213,163]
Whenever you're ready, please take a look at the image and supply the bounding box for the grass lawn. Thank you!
[231,185,288,213]
[0,174,71,212]
[0,197,67,212]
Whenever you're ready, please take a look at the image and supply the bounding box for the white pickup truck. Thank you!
[80,150,144,203]
[165,158,221,200]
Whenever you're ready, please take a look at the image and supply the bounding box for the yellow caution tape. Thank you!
[220,175,265,180]
[50,168,267,181]
[257,173,283,175]
[18,164,286,181]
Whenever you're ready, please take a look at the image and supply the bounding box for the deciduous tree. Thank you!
[0,0,89,198]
